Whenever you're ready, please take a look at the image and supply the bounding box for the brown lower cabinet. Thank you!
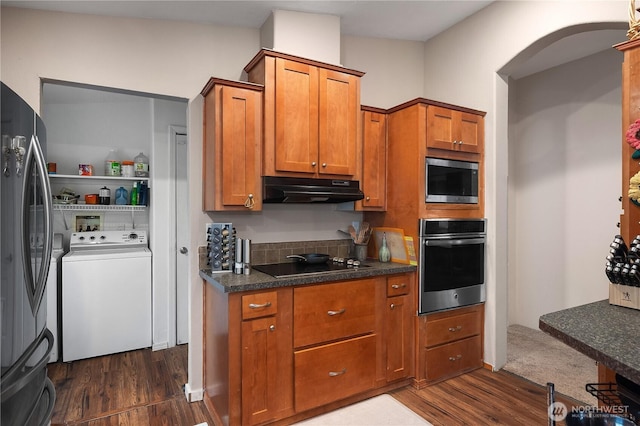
[203,273,415,425]
[415,303,485,388]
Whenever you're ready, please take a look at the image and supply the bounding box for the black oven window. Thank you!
[423,243,484,292]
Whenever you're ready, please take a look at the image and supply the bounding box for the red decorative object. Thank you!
[627,118,640,149]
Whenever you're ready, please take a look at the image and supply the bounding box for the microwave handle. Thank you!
[424,238,485,247]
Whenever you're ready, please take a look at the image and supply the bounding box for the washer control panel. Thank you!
[70,230,148,248]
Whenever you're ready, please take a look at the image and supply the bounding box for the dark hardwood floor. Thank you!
[47,345,215,426]
[391,368,581,426]
[48,345,579,425]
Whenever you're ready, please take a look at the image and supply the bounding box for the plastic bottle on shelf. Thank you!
[105,148,120,176]
[130,182,138,206]
[121,161,134,177]
[134,152,149,177]
[115,187,128,205]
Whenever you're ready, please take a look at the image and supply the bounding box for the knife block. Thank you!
[609,283,640,310]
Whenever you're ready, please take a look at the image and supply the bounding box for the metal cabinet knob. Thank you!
[322,163,327,167]
[311,162,317,166]
[179,247,188,254]
[365,196,370,201]
[269,325,275,331]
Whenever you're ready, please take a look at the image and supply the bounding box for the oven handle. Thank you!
[424,238,485,247]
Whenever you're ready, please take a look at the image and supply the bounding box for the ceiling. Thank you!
[5,0,628,91]
[3,1,495,42]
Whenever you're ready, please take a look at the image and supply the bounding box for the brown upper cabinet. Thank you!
[615,39,640,243]
[358,106,387,211]
[201,78,263,211]
[366,99,485,245]
[244,50,365,179]
[427,105,483,154]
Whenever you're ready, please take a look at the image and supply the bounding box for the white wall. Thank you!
[509,48,621,328]
[341,36,426,108]
[43,86,153,173]
[420,0,627,369]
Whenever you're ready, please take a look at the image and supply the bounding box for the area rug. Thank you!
[503,324,597,404]
[294,394,432,425]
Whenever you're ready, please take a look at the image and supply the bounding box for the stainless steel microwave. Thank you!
[425,157,478,204]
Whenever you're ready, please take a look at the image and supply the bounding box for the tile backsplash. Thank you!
[199,239,356,270]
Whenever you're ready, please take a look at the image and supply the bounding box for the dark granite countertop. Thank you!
[200,261,416,293]
[539,300,640,384]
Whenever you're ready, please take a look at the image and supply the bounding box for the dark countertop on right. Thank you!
[539,299,640,384]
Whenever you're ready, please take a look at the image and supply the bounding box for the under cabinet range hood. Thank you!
[263,176,364,203]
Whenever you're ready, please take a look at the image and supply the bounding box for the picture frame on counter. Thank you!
[372,227,410,264]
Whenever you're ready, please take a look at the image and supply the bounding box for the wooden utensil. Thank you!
[348,225,357,242]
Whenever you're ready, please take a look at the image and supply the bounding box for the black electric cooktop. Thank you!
[253,260,368,278]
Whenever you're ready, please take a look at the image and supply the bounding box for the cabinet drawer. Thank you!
[293,279,375,348]
[425,311,481,347]
[387,275,410,297]
[242,291,278,320]
[294,334,376,412]
[424,335,482,382]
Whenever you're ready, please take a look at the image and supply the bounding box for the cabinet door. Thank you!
[427,106,456,151]
[294,334,376,412]
[203,82,262,211]
[424,335,482,382]
[426,106,483,154]
[385,294,413,382]
[425,310,482,348]
[318,69,359,176]
[220,85,262,209]
[274,58,319,174]
[293,279,376,348]
[456,112,482,154]
[242,316,278,425]
[360,110,386,210]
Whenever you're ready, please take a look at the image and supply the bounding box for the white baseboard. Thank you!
[184,382,204,402]
[152,341,169,351]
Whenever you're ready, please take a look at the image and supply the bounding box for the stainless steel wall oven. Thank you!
[418,218,486,314]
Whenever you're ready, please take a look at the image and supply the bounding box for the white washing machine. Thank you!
[47,233,64,363]
[62,230,151,362]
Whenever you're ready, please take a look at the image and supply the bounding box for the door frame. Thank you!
[168,125,188,347]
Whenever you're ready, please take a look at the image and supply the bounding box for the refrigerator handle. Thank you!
[0,328,54,402]
[21,134,53,315]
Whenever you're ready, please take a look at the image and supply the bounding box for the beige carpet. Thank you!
[504,324,597,404]
[294,394,432,425]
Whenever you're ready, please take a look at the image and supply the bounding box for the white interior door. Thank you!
[175,131,189,344]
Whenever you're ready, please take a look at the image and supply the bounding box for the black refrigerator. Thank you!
[1,82,56,425]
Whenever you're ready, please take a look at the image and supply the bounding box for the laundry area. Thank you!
[43,81,188,363]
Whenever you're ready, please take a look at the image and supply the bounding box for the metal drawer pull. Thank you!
[391,283,407,289]
[448,355,462,362]
[328,368,347,377]
[448,325,462,332]
[327,309,346,316]
[248,302,271,309]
